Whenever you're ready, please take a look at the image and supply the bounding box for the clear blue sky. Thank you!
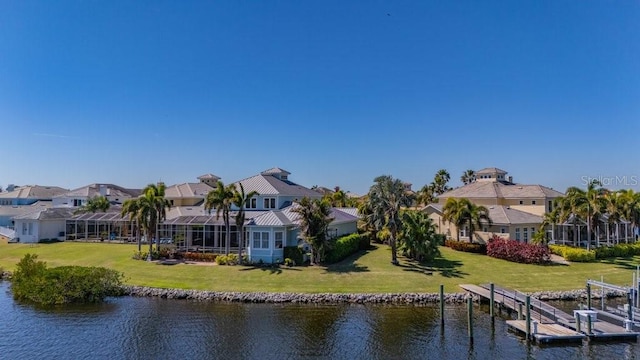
[1,1,638,194]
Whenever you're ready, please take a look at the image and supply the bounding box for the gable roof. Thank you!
[0,185,68,200]
[247,204,359,227]
[1,201,52,218]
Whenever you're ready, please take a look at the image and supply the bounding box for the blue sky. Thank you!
[1,1,638,194]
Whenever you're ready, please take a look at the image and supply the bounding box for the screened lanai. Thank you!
[66,211,134,242]
[549,213,635,248]
[158,215,247,252]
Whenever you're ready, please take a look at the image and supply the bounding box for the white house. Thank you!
[13,208,75,243]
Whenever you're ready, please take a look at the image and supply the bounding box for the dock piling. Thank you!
[575,313,581,333]
[490,283,495,317]
[439,284,444,327]
[518,302,523,320]
[525,296,531,340]
[586,314,592,335]
[587,283,592,310]
[467,296,474,343]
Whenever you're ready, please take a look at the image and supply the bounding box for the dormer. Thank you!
[476,167,508,182]
[198,173,221,187]
[260,167,291,181]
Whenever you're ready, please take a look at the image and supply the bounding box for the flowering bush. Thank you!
[549,245,596,262]
[182,252,217,262]
[487,235,549,264]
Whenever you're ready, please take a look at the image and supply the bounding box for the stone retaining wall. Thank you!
[123,286,626,305]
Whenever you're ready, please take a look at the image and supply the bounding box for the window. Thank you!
[264,198,276,209]
[247,198,257,209]
[519,200,523,205]
[459,226,467,238]
[73,199,83,207]
[548,200,553,212]
[22,222,27,235]
[275,232,283,249]
[532,200,536,205]
[515,228,520,241]
[281,175,288,180]
[252,232,270,249]
[501,228,506,233]
[28,222,33,235]
[523,228,528,242]
[531,227,536,235]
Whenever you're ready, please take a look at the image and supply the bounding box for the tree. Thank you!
[74,195,111,214]
[416,184,436,207]
[331,187,348,207]
[399,210,440,261]
[461,170,476,185]
[121,198,142,251]
[431,169,452,196]
[137,183,171,259]
[205,180,235,255]
[232,183,258,264]
[292,197,333,265]
[618,189,640,241]
[443,198,491,243]
[367,175,413,265]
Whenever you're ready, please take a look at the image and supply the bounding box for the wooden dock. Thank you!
[460,283,639,343]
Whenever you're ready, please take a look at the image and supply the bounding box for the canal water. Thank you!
[0,282,637,359]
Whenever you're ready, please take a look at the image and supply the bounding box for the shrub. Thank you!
[284,258,296,267]
[183,252,217,262]
[216,255,228,265]
[284,246,304,266]
[445,240,487,254]
[486,236,549,264]
[12,254,123,305]
[434,234,446,246]
[549,245,596,262]
[326,233,362,264]
[358,232,371,250]
[595,243,640,259]
[38,238,62,244]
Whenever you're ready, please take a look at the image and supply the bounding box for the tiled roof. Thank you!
[55,184,141,199]
[0,185,68,199]
[164,183,213,199]
[233,174,321,197]
[247,204,359,227]
[439,181,564,199]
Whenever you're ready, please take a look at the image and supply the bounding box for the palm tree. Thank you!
[74,195,111,214]
[205,180,235,255]
[232,183,258,264]
[537,206,560,244]
[332,187,348,207]
[443,198,491,243]
[416,184,435,207]
[121,198,142,251]
[431,169,452,196]
[292,197,333,265]
[618,189,640,242]
[442,198,466,241]
[368,175,413,265]
[140,183,171,258]
[460,170,476,185]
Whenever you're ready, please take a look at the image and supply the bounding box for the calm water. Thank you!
[0,283,638,360]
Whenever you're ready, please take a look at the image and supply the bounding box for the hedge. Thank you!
[326,233,362,264]
[549,245,596,262]
[444,240,487,254]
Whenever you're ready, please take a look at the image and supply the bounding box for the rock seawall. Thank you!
[123,286,626,305]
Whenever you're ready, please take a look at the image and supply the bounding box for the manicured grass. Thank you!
[0,241,638,293]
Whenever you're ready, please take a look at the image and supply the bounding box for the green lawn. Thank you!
[0,241,637,293]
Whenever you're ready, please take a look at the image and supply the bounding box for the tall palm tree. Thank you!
[292,197,333,265]
[332,187,348,207]
[74,195,111,214]
[556,187,587,247]
[137,183,171,259]
[416,184,435,207]
[431,169,452,196]
[205,180,235,255]
[368,175,413,265]
[121,198,142,251]
[232,183,258,264]
[460,170,476,185]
